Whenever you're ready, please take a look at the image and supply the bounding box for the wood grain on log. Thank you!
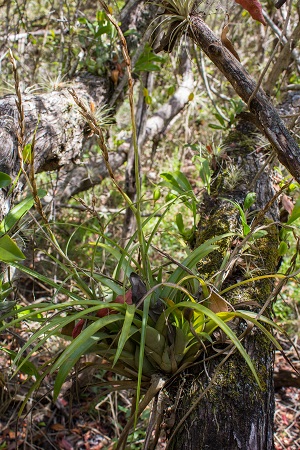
[0,74,110,178]
[56,150,127,201]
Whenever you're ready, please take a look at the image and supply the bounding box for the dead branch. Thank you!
[188,15,300,182]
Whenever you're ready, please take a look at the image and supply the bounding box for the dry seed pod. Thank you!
[221,24,240,62]
[110,69,119,86]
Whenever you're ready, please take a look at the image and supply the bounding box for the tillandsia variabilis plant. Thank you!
[0,249,286,448]
[0,4,293,450]
[151,0,266,55]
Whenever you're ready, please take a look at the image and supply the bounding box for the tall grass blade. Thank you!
[161,232,234,299]
[113,304,136,366]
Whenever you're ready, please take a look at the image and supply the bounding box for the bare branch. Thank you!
[188,15,300,182]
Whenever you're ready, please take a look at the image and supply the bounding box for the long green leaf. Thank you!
[94,243,134,277]
[9,263,90,302]
[145,197,177,254]
[161,232,234,299]
[160,172,183,193]
[236,309,286,336]
[93,274,123,296]
[174,171,196,198]
[51,314,124,374]
[0,235,25,262]
[0,172,11,188]
[2,347,39,377]
[135,290,153,424]
[0,298,119,327]
[0,189,46,235]
[221,198,249,235]
[204,311,236,334]
[235,312,282,350]
[43,251,93,298]
[112,243,133,280]
[287,197,300,224]
[113,304,136,367]
[13,306,106,372]
[219,274,286,295]
[53,334,106,399]
[52,314,124,399]
[177,301,262,387]
[113,241,140,282]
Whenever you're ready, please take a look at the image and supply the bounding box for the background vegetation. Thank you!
[0,0,299,448]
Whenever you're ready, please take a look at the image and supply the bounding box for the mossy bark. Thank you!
[167,120,279,450]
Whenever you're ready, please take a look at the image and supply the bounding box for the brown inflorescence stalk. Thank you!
[9,50,49,225]
[68,88,136,213]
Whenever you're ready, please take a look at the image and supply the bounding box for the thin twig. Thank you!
[151,244,194,275]
[250,178,293,230]
[9,50,49,225]
[68,88,136,214]
[248,152,276,190]
[115,375,167,450]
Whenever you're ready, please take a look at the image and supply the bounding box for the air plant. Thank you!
[151,0,195,52]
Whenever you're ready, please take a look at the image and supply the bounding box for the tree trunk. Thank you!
[167,119,279,450]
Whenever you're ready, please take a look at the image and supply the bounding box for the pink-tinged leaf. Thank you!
[57,437,74,450]
[72,319,85,338]
[114,289,133,305]
[234,0,267,25]
[96,307,114,318]
[96,289,133,318]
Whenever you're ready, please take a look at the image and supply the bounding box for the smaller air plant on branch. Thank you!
[0,249,285,449]
[153,0,266,53]
[152,0,196,53]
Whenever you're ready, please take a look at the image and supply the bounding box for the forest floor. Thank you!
[0,327,299,450]
[273,333,300,450]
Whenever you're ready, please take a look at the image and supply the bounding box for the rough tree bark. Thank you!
[0,73,110,217]
[0,63,194,210]
[151,12,299,446]
[166,118,279,450]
